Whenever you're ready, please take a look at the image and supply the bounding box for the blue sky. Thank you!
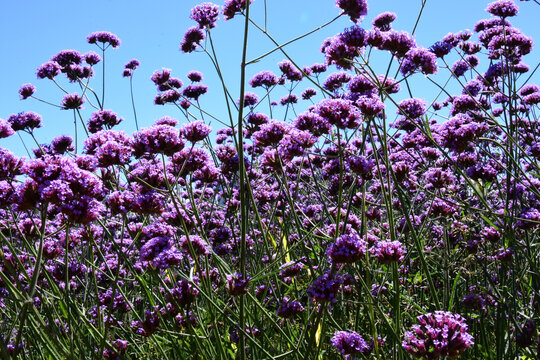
[0,0,538,156]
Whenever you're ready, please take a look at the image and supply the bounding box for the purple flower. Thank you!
[429,41,453,58]
[190,2,220,29]
[133,125,185,157]
[253,120,289,147]
[328,234,367,264]
[331,331,370,356]
[378,75,401,93]
[308,63,328,74]
[294,111,331,136]
[401,47,438,76]
[486,0,519,17]
[180,27,206,53]
[187,70,203,82]
[51,135,74,154]
[315,98,361,129]
[278,60,303,82]
[322,36,357,69]
[7,111,42,132]
[336,0,368,23]
[276,298,304,318]
[381,30,417,58]
[84,130,133,166]
[36,61,61,79]
[397,98,427,119]
[87,31,121,48]
[84,51,102,65]
[280,94,298,106]
[151,68,171,86]
[226,273,250,296]
[223,0,252,20]
[307,272,342,303]
[179,120,212,143]
[182,84,208,100]
[0,119,14,138]
[520,84,540,97]
[323,71,352,92]
[370,240,406,264]
[139,223,182,269]
[61,93,84,110]
[19,83,35,100]
[356,95,385,116]
[87,110,123,133]
[179,235,210,257]
[51,50,82,67]
[154,116,178,127]
[239,92,259,107]
[339,25,367,48]
[132,308,161,336]
[347,155,374,178]
[402,311,474,359]
[124,59,140,70]
[373,12,396,31]
[249,71,279,88]
[0,148,24,180]
[301,88,317,100]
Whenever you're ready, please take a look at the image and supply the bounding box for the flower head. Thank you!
[373,12,396,31]
[336,0,368,23]
[328,234,367,264]
[84,51,102,65]
[19,84,35,100]
[181,27,206,53]
[87,31,121,48]
[226,273,250,296]
[402,311,474,359]
[331,331,370,356]
[486,0,519,18]
[37,61,61,80]
[61,93,84,110]
[125,59,140,70]
[190,2,220,29]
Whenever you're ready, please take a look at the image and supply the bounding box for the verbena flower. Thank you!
[336,0,368,23]
[331,331,370,356]
[124,59,140,70]
[370,240,406,264]
[190,2,220,29]
[223,0,252,20]
[179,120,212,143]
[226,273,250,296]
[18,84,35,100]
[36,61,61,79]
[486,0,519,18]
[87,31,121,48]
[249,70,278,88]
[402,311,474,359]
[307,272,343,303]
[61,93,84,110]
[327,234,367,264]
[0,119,14,138]
[276,298,304,318]
[180,27,206,53]
[7,112,42,132]
[187,70,203,82]
[83,51,101,65]
[373,12,396,31]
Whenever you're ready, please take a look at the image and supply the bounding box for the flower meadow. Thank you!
[1,0,540,358]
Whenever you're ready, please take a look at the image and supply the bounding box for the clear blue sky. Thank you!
[0,0,538,155]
